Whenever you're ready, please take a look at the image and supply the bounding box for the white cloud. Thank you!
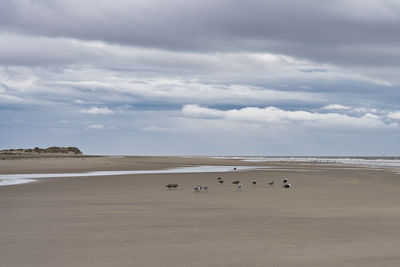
[89,124,104,129]
[140,125,174,132]
[182,104,398,130]
[73,99,101,105]
[321,104,350,110]
[58,120,72,124]
[387,111,400,120]
[48,74,326,106]
[80,107,114,115]
[353,107,378,114]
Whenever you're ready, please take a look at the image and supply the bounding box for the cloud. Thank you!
[80,107,114,115]
[140,125,174,132]
[321,104,380,115]
[321,104,350,110]
[73,99,101,105]
[1,64,330,107]
[0,92,28,103]
[2,0,400,69]
[387,111,400,120]
[1,31,399,92]
[0,33,98,66]
[182,104,398,130]
[89,124,104,129]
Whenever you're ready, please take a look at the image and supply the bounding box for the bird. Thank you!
[232,180,240,185]
[283,178,288,184]
[283,184,292,188]
[203,185,209,191]
[166,183,178,189]
[218,180,224,184]
[217,177,222,180]
[252,180,256,185]
[237,183,243,190]
[192,186,201,192]
[267,180,275,186]
[233,167,237,170]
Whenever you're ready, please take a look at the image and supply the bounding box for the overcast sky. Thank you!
[1,0,400,155]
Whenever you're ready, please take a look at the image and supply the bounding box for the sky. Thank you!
[1,0,400,156]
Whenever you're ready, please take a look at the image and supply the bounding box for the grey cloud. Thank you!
[0,34,97,66]
[2,0,400,67]
[2,62,400,113]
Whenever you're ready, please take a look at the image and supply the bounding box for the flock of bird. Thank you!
[165,176,292,192]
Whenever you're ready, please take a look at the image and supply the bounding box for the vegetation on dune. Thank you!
[0,146,83,155]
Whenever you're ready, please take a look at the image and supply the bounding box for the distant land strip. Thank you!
[0,146,88,159]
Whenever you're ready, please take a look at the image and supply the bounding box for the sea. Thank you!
[213,156,400,167]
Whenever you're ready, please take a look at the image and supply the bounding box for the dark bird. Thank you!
[217,177,222,180]
[283,178,288,184]
[232,180,240,185]
[218,180,224,184]
[267,180,275,186]
[252,180,256,185]
[283,184,292,188]
[166,183,178,189]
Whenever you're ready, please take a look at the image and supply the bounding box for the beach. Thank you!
[1,156,400,266]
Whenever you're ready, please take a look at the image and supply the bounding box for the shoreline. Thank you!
[0,165,269,186]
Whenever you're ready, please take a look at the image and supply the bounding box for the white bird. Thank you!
[267,180,275,186]
[203,185,209,191]
[237,183,243,190]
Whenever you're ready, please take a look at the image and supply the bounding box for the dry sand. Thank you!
[1,156,400,266]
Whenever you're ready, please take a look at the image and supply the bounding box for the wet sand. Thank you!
[1,156,400,266]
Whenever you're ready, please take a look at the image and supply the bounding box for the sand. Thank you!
[1,156,400,266]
